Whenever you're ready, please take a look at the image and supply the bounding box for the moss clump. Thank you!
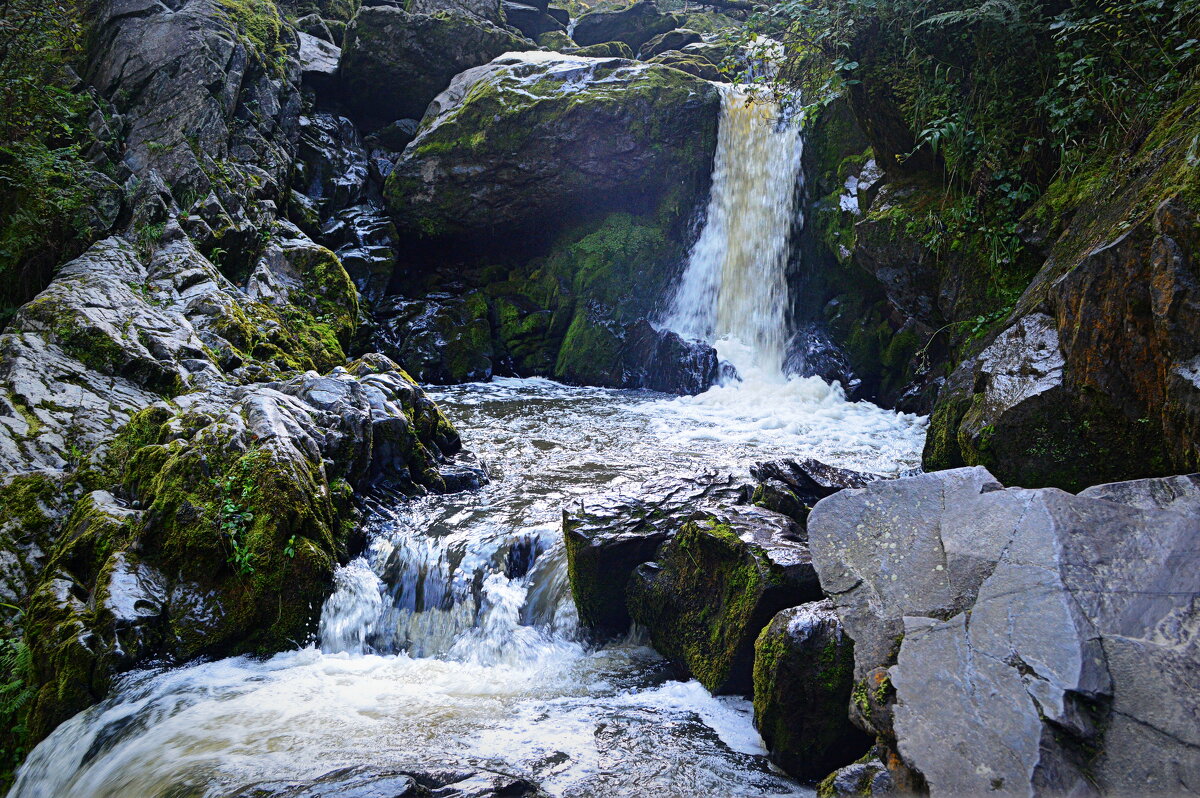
[627,512,820,694]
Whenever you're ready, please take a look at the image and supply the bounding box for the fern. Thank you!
[920,0,1027,29]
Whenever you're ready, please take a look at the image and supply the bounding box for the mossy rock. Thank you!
[567,40,633,58]
[627,507,824,695]
[385,54,719,244]
[753,601,871,780]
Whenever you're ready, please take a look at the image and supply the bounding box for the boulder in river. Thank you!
[627,506,825,694]
[753,601,872,780]
[562,471,750,638]
[554,317,718,394]
[808,467,1200,796]
[749,458,883,525]
[384,52,720,244]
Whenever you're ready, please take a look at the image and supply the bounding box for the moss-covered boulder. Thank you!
[647,51,723,81]
[338,7,534,125]
[753,601,871,780]
[637,28,703,59]
[627,507,825,694]
[563,472,749,639]
[571,0,680,51]
[567,40,634,58]
[384,53,720,243]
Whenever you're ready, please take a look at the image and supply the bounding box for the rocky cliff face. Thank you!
[801,85,1200,492]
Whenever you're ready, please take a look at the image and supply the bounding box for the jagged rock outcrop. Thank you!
[385,53,720,243]
[338,6,533,126]
[0,0,481,763]
[627,507,825,694]
[753,601,870,781]
[562,471,750,638]
[808,467,1200,796]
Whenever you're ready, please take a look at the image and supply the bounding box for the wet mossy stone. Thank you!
[567,40,633,58]
[647,50,723,81]
[384,53,719,245]
[338,7,534,125]
[637,28,702,59]
[749,458,883,526]
[627,507,824,695]
[563,471,749,639]
[753,601,871,780]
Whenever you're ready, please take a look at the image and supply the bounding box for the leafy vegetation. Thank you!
[760,0,1199,291]
[0,0,105,324]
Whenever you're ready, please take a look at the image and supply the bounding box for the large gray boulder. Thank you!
[338,6,533,125]
[384,52,720,242]
[808,468,1200,796]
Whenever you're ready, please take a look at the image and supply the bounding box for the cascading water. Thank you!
[667,87,804,380]
[11,83,928,798]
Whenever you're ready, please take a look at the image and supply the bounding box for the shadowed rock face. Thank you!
[338,6,533,126]
[384,53,720,245]
[808,467,1200,796]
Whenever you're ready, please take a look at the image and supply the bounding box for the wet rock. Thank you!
[537,29,576,49]
[546,7,569,25]
[295,13,335,44]
[645,50,723,81]
[555,318,718,394]
[808,467,1200,796]
[87,0,299,254]
[749,458,881,525]
[320,205,398,307]
[572,0,680,51]
[783,323,857,396]
[23,355,465,740]
[637,28,703,59]
[502,1,564,39]
[298,31,340,93]
[567,41,634,58]
[385,53,719,244]
[338,6,534,126]
[816,753,897,797]
[372,293,494,384]
[229,764,538,797]
[627,506,824,694]
[562,471,750,638]
[293,114,371,219]
[753,601,871,780]
[409,0,507,25]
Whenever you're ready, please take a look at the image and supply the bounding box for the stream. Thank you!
[12,85,928,798]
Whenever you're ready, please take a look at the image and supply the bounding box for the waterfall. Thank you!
[666,87,804,380]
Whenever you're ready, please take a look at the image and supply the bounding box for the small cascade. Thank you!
[667,87,805,380]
